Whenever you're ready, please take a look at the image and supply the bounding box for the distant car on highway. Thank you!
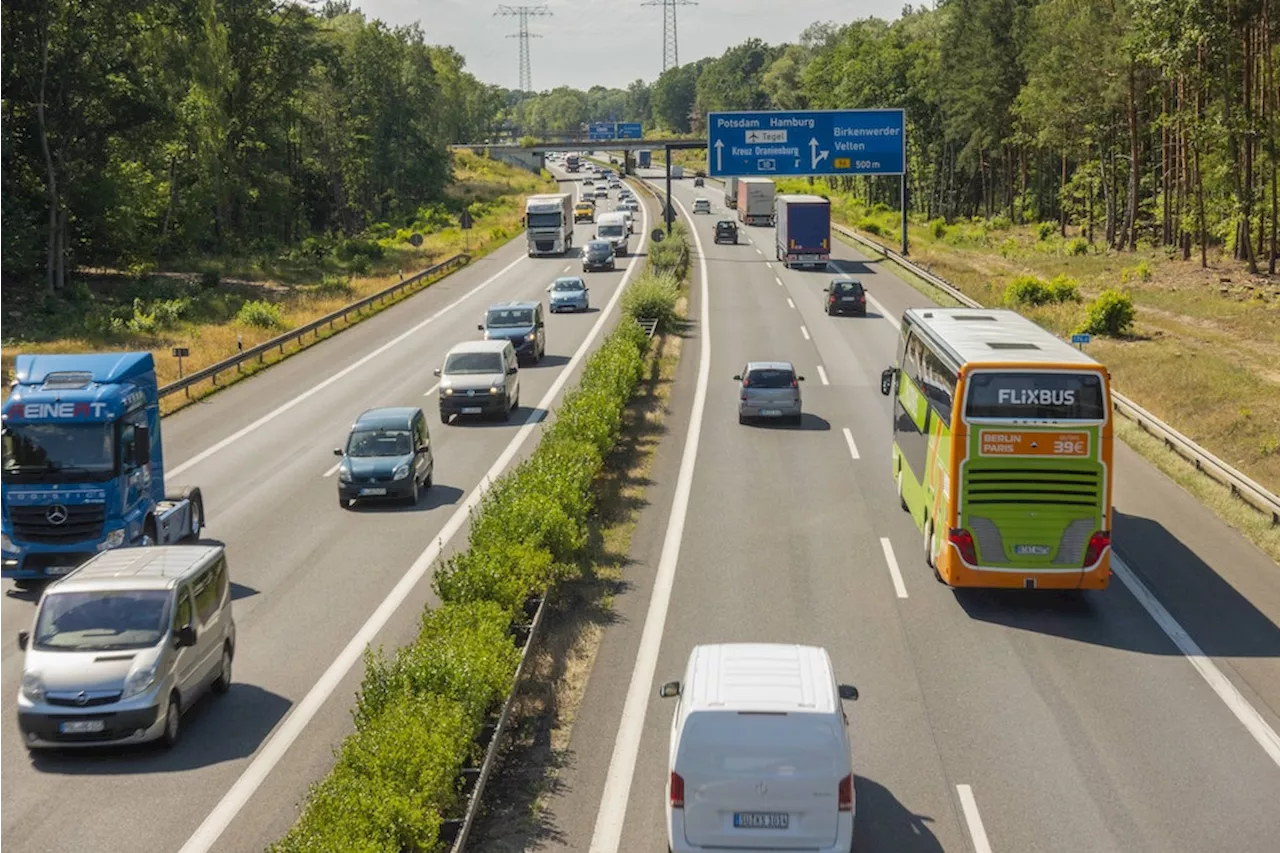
[693,198,712,214]
[583,178,595,187]
[435,340,520,423]
[609,179,622,189]
[693,176,704,187]
[479,301,546,365]
[734,361,804,425]
[335,407,434,506]
[714,219,738,244]
[594,185,609,200]
[659,643,856,853]
[547,276,590,312]
[582,239,616,272]
[575,199,596,223]
[824,278,867,316]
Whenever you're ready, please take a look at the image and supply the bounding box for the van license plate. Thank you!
[359,488,387,496]
[760,409,782,417]
[461,407,483,415]
[1014,544,1051,556]
[60,719,105,734]
[734,812,789,829]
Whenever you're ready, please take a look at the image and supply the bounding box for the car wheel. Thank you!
[738,413,748,425]
[339,495,349,509]
[161,693,181,749]
[408,476,420,505]
[212,643,233,695]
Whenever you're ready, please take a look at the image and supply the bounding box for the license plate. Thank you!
[799,254,820,262]
[46,565,78,576]
[1014,544,1051,556]
[760,409,782,416]
[734,812,789,829]
[359,488,387,496]
[59,719,105,734]
[461,407,483,415]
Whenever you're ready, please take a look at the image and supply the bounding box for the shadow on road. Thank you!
[749,412,832,432]
[346,483,464,513]
[854,776,943,852]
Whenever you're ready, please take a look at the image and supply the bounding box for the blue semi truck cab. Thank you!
[1,352,204,585]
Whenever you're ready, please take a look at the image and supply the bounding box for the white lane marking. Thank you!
[816,364,829,385]
[775,276,783,287]
[322,461,341,478]
[1113,554,1280,768]
[564,264,573,272]
[842,427,860,460]
[956,785,994,853]
[178,197,651,853]
[800,325,810,341]
[756,247,763,255]
[766,261,773,270]
[880,537,908,599]
[423,381,440,397]
[168,253,528,479]
[786,297,796,309]
[589,190,709,853]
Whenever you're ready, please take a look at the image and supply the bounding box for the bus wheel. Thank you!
[896,469,908,512]
[925,520,945,584]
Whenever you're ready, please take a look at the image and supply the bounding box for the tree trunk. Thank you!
[1124,58,1140,250]
[1239,19,1257,272]
[1162,84,1172,245]
[1060,152,1068,237]
[1267,0,1278,273]
[36,20,59,295]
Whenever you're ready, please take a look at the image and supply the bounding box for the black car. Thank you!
[714,219,738,244]
[693,176,705,187]
[582,239,616,272]
[335,407,433,507]
[479,301,545,364]
[824,278,867,316]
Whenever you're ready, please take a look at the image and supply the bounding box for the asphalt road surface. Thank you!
[527,164,1280,853]
[0,162,655,853]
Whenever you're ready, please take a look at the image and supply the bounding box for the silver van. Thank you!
[16,545,235,750]
[435,339,520,423]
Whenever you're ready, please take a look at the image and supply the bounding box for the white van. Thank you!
[660,643,857,852]
[596,211,630,256]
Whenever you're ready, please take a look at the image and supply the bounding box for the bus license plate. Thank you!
[359,488,387,496]
[735,812,789,829]
[1014,544,1051,556]
[461,407,483,415]
[60,719,105,734]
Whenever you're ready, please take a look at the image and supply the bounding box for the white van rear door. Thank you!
[677,711,846,849]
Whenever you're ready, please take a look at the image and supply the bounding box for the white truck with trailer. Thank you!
[525,193,574,256]
[736,178,776,226]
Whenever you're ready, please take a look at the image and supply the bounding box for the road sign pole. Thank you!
[665,145,673,236]
[901,171,909,256]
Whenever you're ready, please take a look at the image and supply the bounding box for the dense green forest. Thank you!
[511,1,1279,272]
[1,0,501,293]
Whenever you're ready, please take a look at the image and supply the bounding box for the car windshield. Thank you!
[587,242,611,254]
[717,221,734,229]
[832,280,864,295]
[552,279,584,292]
[745,368,795,388]
[2,422,116,483]
[34,590,171,652]
[347,428,412,457]
[599,225,624,237]
[486,308,534,328]
[444,352,504,375]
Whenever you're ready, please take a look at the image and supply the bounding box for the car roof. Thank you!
[487,300,538,311]
[354,406,419,428]
[683,643,838,714]
[830,277,863,286]
[52,546,224,593]
[553,276,585,286]
[587,239,611,247]
[447,339,511,355]
[745,360,795,372]
[716,219,735,226]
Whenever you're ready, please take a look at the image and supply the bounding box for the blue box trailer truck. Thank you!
[775,194,832,269]
[637,150,651,169]
[2,352,205,586]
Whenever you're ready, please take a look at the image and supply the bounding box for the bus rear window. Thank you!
[965,372,1105,420]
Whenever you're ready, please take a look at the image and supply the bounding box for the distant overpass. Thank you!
[451,137,707,180]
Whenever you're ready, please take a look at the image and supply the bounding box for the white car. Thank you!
[692,198,712,214]
[660,643,857,853]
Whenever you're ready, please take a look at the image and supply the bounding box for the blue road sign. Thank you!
[617,122,643,140]
[707,109,906,178]
[588,122,615,141]
[1071,333,1092,345]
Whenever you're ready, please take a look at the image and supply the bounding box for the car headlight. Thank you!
[490,385,502,395]
[96,528,126,551]
[393,464,410,480]
[338,466,352,483]
[1,533,14,553]
[121,664,157,700]
[22,673,46,702]
[443,386,454,395]
[525,331,536,342]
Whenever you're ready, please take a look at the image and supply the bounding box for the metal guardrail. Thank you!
[157,253,471,399]
[831,221,1280,526]
[447,593,549,852]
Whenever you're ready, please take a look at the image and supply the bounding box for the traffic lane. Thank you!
[0,198,655,853]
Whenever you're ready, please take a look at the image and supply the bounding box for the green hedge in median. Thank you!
[270,223,688,853]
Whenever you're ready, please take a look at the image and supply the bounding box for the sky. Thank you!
[359,0,906,91]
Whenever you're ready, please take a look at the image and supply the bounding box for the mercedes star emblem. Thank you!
[46,504,69,526]
[75,691,89,706]
[756,781,768,795]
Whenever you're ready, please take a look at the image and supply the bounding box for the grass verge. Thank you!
[2,151,556,415]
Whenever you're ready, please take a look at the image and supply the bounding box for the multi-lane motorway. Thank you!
[0,163,650,852]
[529,164,1280,853]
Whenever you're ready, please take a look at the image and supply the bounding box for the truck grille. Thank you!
[10,504,106,544]
[963,468,1100,508]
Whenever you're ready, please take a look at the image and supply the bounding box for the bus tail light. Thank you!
[1083,530,1111,566]
[838,774,854,811]
[948,528,978,564]
[670,771,685,808]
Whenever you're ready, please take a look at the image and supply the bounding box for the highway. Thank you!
[0,162,653,853]
[526,165,1280,853]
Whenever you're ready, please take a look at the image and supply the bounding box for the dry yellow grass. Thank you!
[2,151,556,414]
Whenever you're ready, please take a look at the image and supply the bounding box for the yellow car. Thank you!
[574,200,596,223]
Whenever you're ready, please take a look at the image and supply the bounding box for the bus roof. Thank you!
[905,307,1099,367]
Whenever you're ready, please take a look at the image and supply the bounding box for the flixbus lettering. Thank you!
[996,388,1076,406]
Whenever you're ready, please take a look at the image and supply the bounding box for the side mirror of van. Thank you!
[838,684,859,701]
[880,367,895,397]
[659,680,682,698]
[477,323,485,332]
[433,368,442,377]
[134,425,151,467]
[733,374,742,381]
[175,624,197,648]
[797,376,806,382]
[333,448,344,457]
[507,366,518,375]
[18,631,29,650]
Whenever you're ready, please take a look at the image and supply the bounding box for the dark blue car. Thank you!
[479,301,546,364]
[335,408,433,507]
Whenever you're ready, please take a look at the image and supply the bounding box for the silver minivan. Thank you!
[735,361,805,425]
[435,339,521,423]
[16,545,235,750]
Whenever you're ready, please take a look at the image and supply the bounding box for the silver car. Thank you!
[735,361,804,425]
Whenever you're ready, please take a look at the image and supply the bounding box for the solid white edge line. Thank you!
[956,785,994,853]
[322,461,341,478]
[801,325,810,341]
[588,189,709,853]
[1112,554,1280,768]
[842,427,860,460]
[787,297,796,309]
[167,252,529,479]
[177,192,653,853]
[880,537,908,599]
[423,381,441,398]
[816,365,829,386]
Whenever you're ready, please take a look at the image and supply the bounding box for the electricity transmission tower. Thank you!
[495,5,551,92]
[642,0,696,73]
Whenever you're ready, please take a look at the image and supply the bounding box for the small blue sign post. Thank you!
[617,122,643,140]
[707,109,906,179]
[1071,333,1091,350]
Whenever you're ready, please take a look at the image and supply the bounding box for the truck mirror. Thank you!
[659,680,681,698]
[333,448,344,457]
[838,684,859,701]
[880,368,895,396]
[134,426,151,466]
[18,631,29,650]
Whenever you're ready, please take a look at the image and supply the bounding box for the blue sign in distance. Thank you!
[1071,333,1091,344]
[588,121,615,141]
[707,109,906,178]
[616,122,643,140]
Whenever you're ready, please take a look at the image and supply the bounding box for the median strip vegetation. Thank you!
[270,217,692,852]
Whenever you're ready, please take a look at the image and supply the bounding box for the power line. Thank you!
[495,5,552,92]
[642,0,696,73]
